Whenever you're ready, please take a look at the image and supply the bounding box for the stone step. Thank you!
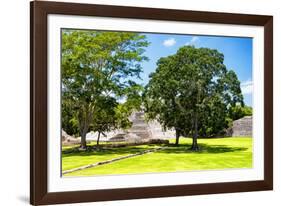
[128,128,149,132]
[130,130,150,134]
[131,121,146,124]
[135,112,145,116]
[132,120,147,124]
[130,125,149,130]
[133,134,151,139]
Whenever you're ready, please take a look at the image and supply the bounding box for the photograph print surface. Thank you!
[61,29,253,177]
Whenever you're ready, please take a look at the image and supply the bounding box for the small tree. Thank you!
[91,84,143,147]
[91,96,118,146]
[228,104,252,121]
[145,46,243,150]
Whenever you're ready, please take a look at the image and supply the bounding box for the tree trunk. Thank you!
[190,113,200,151]
[80,125,88,150]
[79,117,89,150]
[96,131,101,147]
[175,129,180,146]
[78,107,92,150]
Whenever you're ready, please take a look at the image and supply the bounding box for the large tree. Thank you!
[62,30,149,149]
[144,46,243,150]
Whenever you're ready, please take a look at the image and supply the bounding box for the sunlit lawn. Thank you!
[62,143,160,171]
[62,137,252,176]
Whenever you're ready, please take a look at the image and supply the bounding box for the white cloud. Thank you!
[185,36,200,45]
[241,79,253,95]
[163,38,176,47]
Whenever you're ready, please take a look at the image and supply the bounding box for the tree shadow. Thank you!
[62,144,165,157]
[158,143,248,154]
[62,142,247,158]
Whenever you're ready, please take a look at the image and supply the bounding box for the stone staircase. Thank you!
[127,112,152,139]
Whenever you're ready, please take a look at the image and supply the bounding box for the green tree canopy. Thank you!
[62,30,149,149]
[228,104,252,121]
[144,46,243,150]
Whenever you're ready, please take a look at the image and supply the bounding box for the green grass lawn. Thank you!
[62,143,161,171]
[62,137,252,176]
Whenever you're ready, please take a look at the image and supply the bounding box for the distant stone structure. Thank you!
[62,113,253,145]
[62,130,80,145]
[106,112,152,143]
[128,111,175,140]
[148,120,175,139]
[127,112,152,139]
[108,111,175,142]
[231,116,252,137]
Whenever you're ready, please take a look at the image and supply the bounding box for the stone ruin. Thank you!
[62,113,252,145]
[105,113,253,140]
[128,112,152,139]
[108,111,174,143]
[74,111,175,144]
[106,112,253,140]
[229,116,252,137]
[62,130,80,145]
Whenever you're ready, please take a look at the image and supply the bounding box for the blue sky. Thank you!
[137,33,253,106]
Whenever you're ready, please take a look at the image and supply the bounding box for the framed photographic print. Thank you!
[30,1,273,205]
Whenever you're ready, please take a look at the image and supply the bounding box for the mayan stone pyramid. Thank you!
[127,112,152,139]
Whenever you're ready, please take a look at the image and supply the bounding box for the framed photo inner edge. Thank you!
[30,1,273,205]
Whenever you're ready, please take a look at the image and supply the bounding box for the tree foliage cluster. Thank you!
[62,30,148,148]
[144,46,248,150]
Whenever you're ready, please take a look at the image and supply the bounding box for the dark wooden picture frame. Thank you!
[30,1,273,205]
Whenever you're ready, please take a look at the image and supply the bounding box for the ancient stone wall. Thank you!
[231,116,252,137]
[148,120,175,139]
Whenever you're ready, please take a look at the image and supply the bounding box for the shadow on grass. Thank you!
[159,143,247,154]
[62,145,165,157]
[62,142,247,158]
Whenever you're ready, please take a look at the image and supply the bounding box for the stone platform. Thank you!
[231,116,252,137]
